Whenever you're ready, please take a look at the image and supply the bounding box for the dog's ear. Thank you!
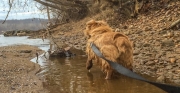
[97,20,108,26]
[84,20,96,38]
[87,20,108,26]
[86,19,97,25]
[85,20,98,33]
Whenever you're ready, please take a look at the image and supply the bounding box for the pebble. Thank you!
[170,58,176,63]
[133,50,140,55]
[156,75,165,83]
[145,61,155,66]
[0,53,3,57]
[161,39,175,47]
[166,65,173,69]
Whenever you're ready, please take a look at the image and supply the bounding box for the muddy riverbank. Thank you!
[0,35,50,93]
[0,45,48,93]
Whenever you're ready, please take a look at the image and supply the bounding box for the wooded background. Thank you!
[1,0,177,31]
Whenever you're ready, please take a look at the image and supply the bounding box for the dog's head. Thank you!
[84,20,109,38]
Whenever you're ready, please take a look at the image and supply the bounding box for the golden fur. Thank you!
[84,20,133,79]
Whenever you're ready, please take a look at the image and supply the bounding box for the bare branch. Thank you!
[2,0,13,24]
[34,0,62,10]
[45,0,83,8]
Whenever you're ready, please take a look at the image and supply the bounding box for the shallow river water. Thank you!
[0,35,166,93]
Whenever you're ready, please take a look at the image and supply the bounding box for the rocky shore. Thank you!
[52,23,180,84]
[41,1,180,84]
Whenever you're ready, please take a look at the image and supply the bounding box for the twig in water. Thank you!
[36,52,39,63]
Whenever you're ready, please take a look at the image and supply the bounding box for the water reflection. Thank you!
[37,52,166,93]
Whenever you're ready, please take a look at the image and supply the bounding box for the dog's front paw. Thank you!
[86,60,93,70]
[105,76,111,80]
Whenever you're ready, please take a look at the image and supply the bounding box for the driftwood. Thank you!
[44,26,75,57]
[169,18,180,29]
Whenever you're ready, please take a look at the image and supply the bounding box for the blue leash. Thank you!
[90,42,180,93]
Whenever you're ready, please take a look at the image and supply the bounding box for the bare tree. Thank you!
[33,0,89,22]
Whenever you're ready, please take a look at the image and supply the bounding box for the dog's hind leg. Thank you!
[100,59,113,79]
[100,45,119,79]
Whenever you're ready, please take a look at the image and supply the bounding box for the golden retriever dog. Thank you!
[84,20,133,79]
